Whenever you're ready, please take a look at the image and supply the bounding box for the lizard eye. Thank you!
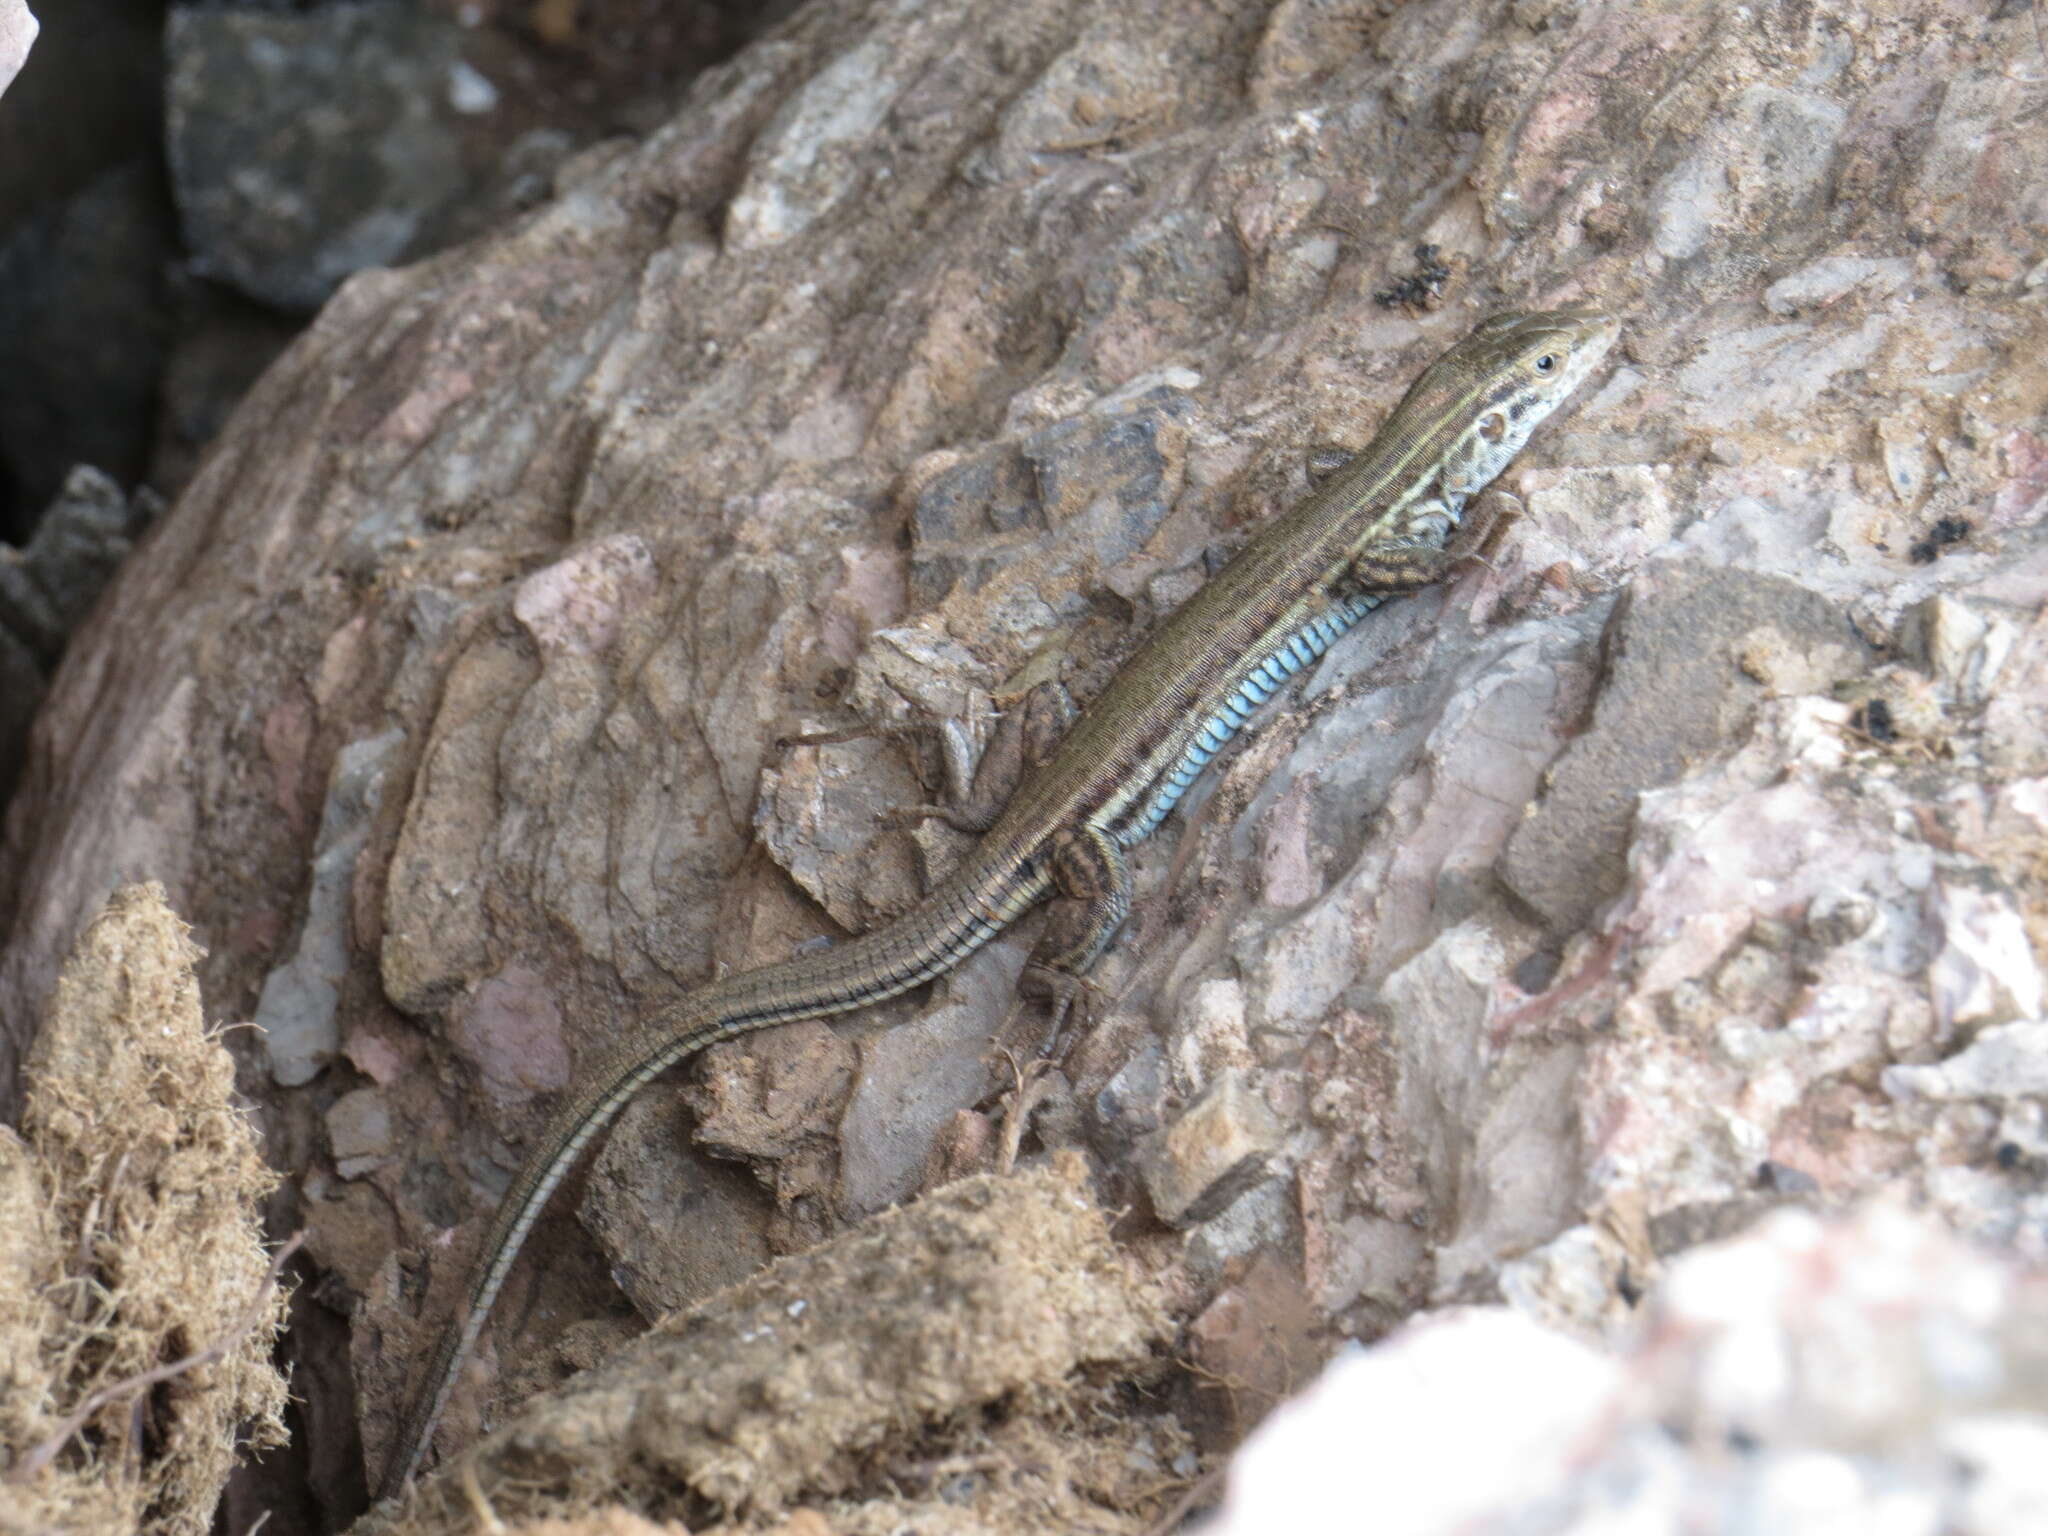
[1534,353,1557,373]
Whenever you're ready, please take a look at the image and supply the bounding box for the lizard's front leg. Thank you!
[1340,489,1511,594]
[900,678,1078,833]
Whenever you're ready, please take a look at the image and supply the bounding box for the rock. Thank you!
[1898,592,2017,707]
[1138,1068,1285,1228]
[582,1080,776,1322]
[0,466,156,806]
[1885,1022,2048,1105]
[907,388,1195,615]
[254,729,404,1087]
[1212,1203,2048,1535]
[1495,1221,1644,1345]
[442,962,576,1110]
[833,935,1016,1214]
[148,274,302,503]
[0,623,36,812]
[0,464,156,665]
[1186,1252,1324,1446]
[1920,882,2045,1031]
[1763,254,1913,317]
[327,1084,393,1179]
[167,6,507,313]
[1500,561,1872,934]
[1092,1033,1168,1148]
[1650,84,1846,272]
[1214,1307,1624,1535]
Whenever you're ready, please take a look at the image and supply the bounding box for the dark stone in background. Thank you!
[2,0,808,541]
[166,4,481,313]
[0,623,40,814]
[0,466,156,805]
[162,0,804,316]
[0,465,155,665]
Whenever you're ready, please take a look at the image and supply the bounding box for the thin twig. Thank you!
[7,1230,305,1482]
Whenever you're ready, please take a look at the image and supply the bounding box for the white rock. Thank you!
[0,0,34,100]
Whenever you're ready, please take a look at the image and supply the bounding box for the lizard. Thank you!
[378,306,1620,1498]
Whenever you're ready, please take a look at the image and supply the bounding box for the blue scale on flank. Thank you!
[1116,590,1385,846]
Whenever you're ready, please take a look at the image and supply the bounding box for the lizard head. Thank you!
[1473,306,1619,401]
[1434,307,1619,497]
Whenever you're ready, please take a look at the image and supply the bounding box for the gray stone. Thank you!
[0,464,156,807]
[149,274,301,502]
[256,730,404,1086]
[1885,1022,2048,1104]
[1763,255,1913,317]
[584,1081,776,1322]
[836,938,1017,1215]
[1092,1036,1167,1147]
[1898,593,2017,707]
[0,621,38,814]
[166,6,477,312]
[1501,562,1872,934]
[1652,85,1846,268]
[908,390,1194,610]
[0,465,154,663]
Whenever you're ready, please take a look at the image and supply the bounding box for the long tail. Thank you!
[378,1007,732,1498]
[377,869,1038,1499]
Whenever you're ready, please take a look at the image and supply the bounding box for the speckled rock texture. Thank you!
[2,0,2045,1523]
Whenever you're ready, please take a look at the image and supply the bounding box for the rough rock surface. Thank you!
[0,0,2045,1523]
